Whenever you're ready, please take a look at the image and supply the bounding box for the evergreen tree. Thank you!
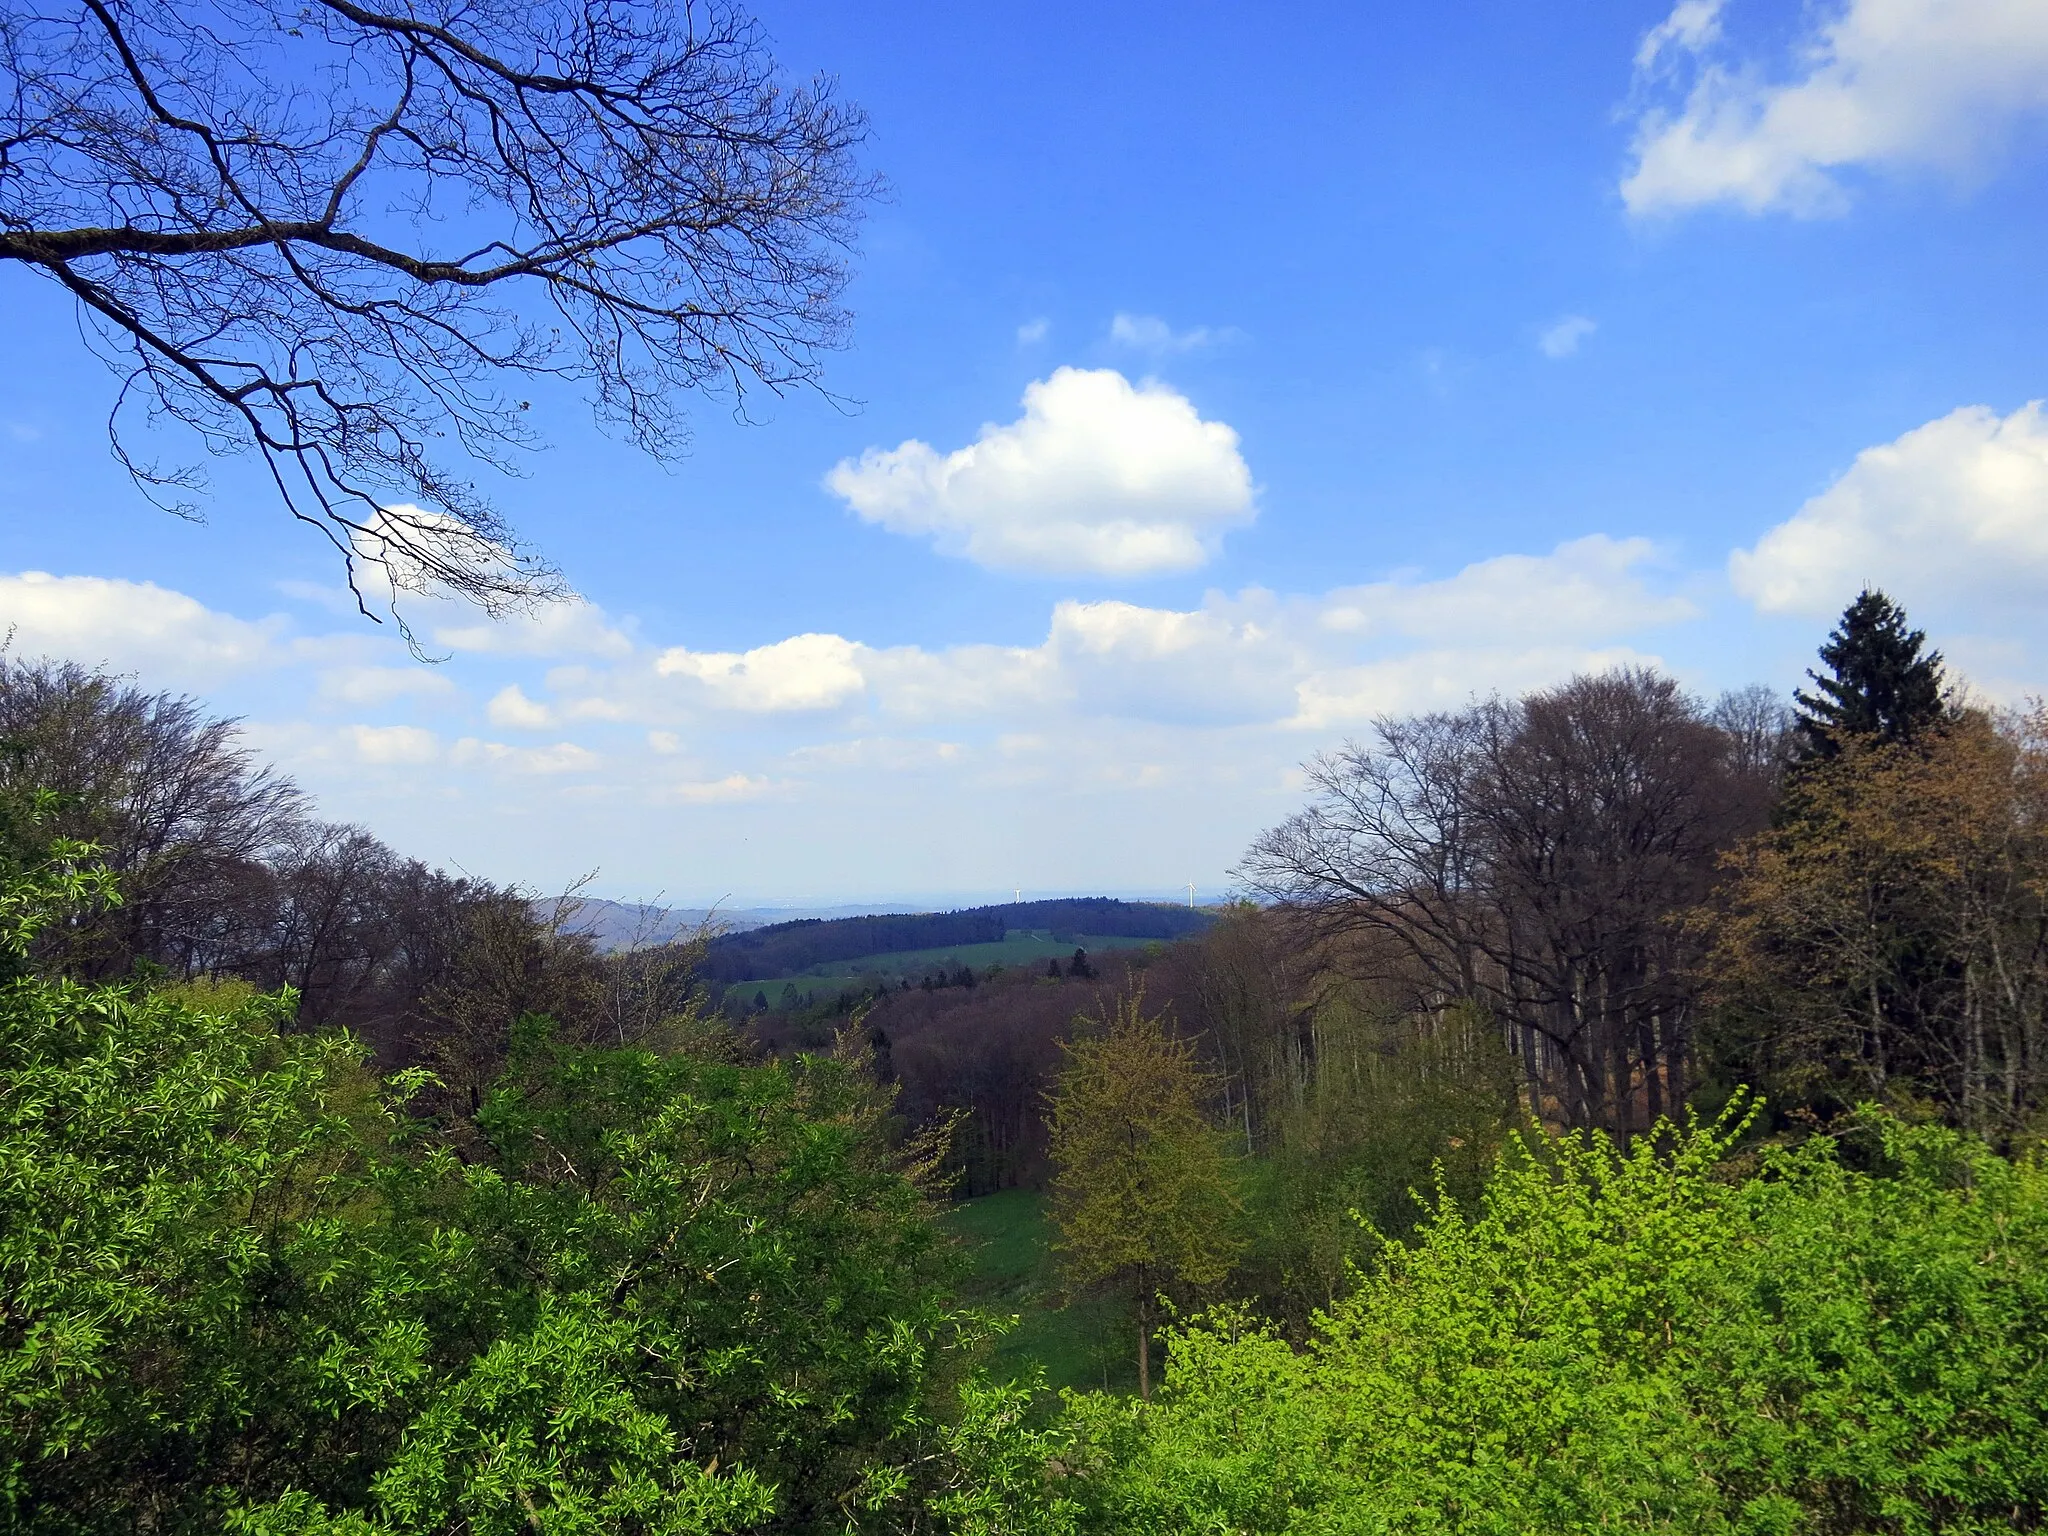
[1793,589,1947,760]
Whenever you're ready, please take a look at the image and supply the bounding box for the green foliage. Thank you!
[1060,1104,2048,1534]
[1046,993,1243,1396]
[0,864,991,1534]
[943,1190,1135,1394]
[1232,995,1521,1328]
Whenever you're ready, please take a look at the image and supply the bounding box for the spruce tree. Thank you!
[1792,589,1946,760]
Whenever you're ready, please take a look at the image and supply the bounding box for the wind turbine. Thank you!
[1185,881,1196,909]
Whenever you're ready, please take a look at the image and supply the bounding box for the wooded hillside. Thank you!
[698,898,1214,983]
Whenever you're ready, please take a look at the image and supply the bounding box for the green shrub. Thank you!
[0,861,981,1534]
[1062,1106,2048,1535]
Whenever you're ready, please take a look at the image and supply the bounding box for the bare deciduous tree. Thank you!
[1,0,872,618]
[1241,669,1772,1132]
[0,658,304,976]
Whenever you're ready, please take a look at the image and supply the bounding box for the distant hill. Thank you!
[699,897,1215,984]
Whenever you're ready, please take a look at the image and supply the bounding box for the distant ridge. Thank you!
[698,897,1214,984]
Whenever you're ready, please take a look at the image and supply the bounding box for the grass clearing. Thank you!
[941,1187,1136,1396]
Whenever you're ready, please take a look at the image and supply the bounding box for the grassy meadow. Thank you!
[940,1189,1136,1396]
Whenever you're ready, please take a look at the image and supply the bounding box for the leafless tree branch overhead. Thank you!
[0,0,873,615]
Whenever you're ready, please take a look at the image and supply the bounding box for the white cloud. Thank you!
[1623,0,2048,216]
[0,571,288,682]
[317,665,459,707]
[1107,313,1233,353]
[12,533,1725,901]
[487,684,555,729]
[1048,596,1307,726]
[1730,402,2048,615]
[789,738,967,772]
[656,633,869,712]
[1289,645,1663,731]
[661,773,774,804]
[1538,315,1597,359]
[347,724,441,765]
[1319,536,1697,644]
[449,738,602,774]
[1016,317,1050,345]
[861,642,1058,722]
[1635,0,1723,72]
[434,598,634,660]
[825,367,1256,577]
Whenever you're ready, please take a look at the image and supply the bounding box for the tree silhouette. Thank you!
[1794,590,1947,760]
[0,0,871,620]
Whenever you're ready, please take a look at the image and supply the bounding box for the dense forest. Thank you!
[5,589,2048,1533]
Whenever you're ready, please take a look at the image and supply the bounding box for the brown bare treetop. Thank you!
[1239,668,1774,1131]
[0,0,872,621]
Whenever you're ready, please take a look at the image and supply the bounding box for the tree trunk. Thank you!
[1136,1287,1151,1401]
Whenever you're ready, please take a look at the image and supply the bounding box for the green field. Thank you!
[722,930,1163,1003]
[941,1188,1137,1395]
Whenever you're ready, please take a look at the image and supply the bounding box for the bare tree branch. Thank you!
[0,0,874,621]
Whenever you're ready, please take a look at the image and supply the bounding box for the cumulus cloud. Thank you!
[0,571,288,681]
[1319,536,1697,644]
[487,684,554,729]
[543,538,1697,741]
[1048,596,1308,726]
[1623,0,2048,216]
[1730,402,2048,614]
[1289,645,1663,731]
[656,633,868,712]
[347,724,440,765]
[433,598,634,660]
[1016,317,1050,345]
[1538,315,1597,358]
[825,367,1256,577]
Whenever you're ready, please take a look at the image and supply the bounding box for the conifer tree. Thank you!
[1793,589,1947,760]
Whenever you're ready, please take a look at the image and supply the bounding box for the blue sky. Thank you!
[5,0,2048,903]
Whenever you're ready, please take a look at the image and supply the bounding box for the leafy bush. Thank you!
[0,860,980,1534]
[1061,1106,2048,1535]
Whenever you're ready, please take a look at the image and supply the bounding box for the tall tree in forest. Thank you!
[1242,668,1773,1132]
[1044,993,1241,1398]
[1793,590,1948,760]
[1704,707,2048,1135]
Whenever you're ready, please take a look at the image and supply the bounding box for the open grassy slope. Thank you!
[941,1188,1136,1396]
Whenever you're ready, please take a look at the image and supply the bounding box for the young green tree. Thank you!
[1044,994,1242,1399]
[1059,1107,2048,1535]
[1794,588,1948,760]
